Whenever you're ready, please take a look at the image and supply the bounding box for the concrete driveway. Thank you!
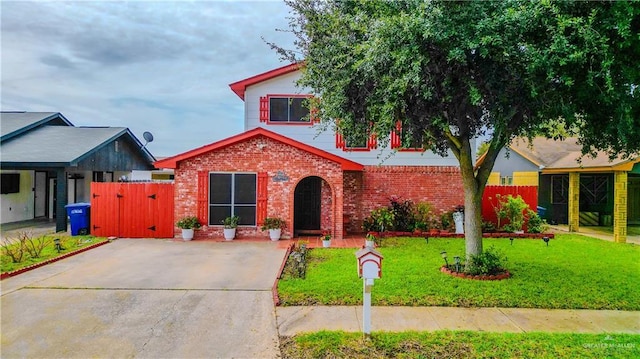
[1,239,287,358]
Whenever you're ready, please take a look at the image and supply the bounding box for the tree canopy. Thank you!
[275,0,639,257]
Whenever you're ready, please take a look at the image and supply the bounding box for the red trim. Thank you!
[391,121,402,148]
[259,96,269,123]
[257,172,268,226]
[154,127,364,171]
[197,171,208,225]
[229,63,301,100]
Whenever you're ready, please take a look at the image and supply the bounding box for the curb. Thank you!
[0,240,111,280]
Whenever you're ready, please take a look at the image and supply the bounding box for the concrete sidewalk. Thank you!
[276,306,640,336]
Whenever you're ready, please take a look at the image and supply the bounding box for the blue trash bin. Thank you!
[65,202,91,236]
[537,206,547,218]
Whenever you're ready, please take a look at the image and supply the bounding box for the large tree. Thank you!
[274,0,639,259]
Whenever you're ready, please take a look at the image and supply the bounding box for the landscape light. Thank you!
[543,236,550,246]
[440,251,449,267]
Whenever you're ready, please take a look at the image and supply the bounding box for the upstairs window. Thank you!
[260,95,314,124]
[335,121,377,151]
[390,121,425,151]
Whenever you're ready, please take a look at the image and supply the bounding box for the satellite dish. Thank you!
[143,131,154,143]
[142,131,154,149]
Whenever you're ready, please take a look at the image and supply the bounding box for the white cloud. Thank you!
[1,0,296,156]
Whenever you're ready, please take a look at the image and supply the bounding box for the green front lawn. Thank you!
[1,234,108,274]
[278,234,640,310]
[281,331,640,359]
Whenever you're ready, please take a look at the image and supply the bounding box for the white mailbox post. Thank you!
[355,247,383,336]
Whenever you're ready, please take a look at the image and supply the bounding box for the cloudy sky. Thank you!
[1,0,296,157]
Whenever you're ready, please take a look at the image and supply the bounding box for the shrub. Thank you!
[1,235,26,263]
[467,246,507,276]
[285,241,308,279]
[496,194,530,232]
[23,233,51,259]
[222,215,240,228]
[362,207,395,232]
[388,196,416,231]
[481,220,497,233]
[414,201,439,231]
[440,211,454,231]
[526,210,550,233]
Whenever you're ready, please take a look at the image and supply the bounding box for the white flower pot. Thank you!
[223,228,236,241]
[365,240,375,248]
[322,239,331,248]
[269,228,281,241]
[182,228,194,241]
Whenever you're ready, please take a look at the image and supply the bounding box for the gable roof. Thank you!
[1,112,73,142]
[1,126,155,167]
[154,127,364,171]
[508,137,638,173]
[229,63,301,100]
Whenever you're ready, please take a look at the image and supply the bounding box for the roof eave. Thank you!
[228,63,301,100]
[154,127,364,172]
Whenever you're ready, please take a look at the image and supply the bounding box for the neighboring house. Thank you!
[487,137,640,242]
[156,63,470,240]
[0,111,156,232]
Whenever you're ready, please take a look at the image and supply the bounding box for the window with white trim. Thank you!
[209,173,257,226]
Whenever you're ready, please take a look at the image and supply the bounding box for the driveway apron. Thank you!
[1,239,287,358]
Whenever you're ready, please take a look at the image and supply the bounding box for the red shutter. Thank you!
[257,172,268,226]
[390,121,402,148]
[259,96,269,122]
[335,132,345,149]
[368,133,377,149]
[197,171,208,225]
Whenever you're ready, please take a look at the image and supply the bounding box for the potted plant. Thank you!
[321,231,331,248]
[261,217,286,241]
[176,216,201,241]
[365,232,376,248]
[221,215,240,240]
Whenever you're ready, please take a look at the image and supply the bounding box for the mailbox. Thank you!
[356,247,383,279]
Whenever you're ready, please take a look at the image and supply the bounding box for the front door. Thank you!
[294,176,321,234]
[34,171,47,218]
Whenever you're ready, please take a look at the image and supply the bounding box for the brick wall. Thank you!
[174,135,464,239]
[174,136,344,240]
[344,165,464,232]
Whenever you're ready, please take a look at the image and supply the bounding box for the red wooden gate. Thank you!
[90,182,174,238]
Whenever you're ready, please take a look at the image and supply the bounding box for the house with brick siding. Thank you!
[155,63,468,240]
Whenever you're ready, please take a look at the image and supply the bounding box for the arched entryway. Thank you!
[294,176,332,236]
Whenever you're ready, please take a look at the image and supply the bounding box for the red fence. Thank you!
[90,182,174,238]
[482,186,538,227]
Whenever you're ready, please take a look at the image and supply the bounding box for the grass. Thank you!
[1,234,108,273]
[280,331,640,359]
[278,234,640,310]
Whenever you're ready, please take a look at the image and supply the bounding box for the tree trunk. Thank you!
[457,137,485,261]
